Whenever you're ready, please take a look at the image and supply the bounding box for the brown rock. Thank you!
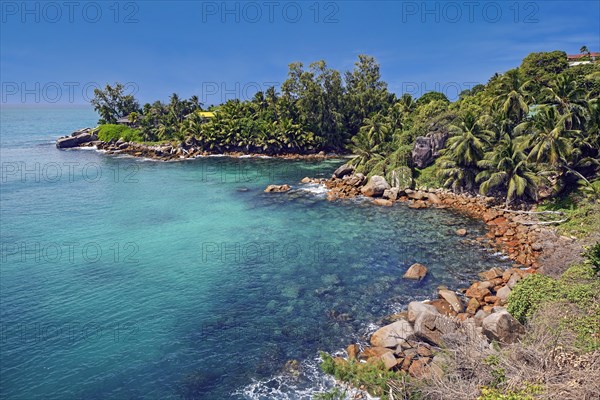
[347,343,359,360]
[403,263,428,280]
[466,297,480,314]
[455,228,467,236]
[264,184,291,193]
[438,289,464,313]
[482,311,525,343]
[478,267,504,281]
[409,357,431,378]
[373,199,393,207]
[360,346,393,360]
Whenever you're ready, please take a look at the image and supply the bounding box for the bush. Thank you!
[583,242,600,274]
[507,274,560,323]
[97,124,142,142]
[319,352,414,399]
[508,264,600,352]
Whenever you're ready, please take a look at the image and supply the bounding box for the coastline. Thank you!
[268,170,588,393]
[56,130,589,396]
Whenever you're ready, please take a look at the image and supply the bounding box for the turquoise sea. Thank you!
[0,107,512,399]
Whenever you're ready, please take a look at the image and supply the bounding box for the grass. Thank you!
[536,188,600,239]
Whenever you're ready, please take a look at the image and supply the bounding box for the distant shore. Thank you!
[56,128,347,162]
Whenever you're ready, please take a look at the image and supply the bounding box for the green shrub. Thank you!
[319,352,413,399]
[507,274,560,323]
[414,163,443,189]
[477,383,544,400]
[583,242,600,274]
[508,264,600,352]
[97,124,142,142]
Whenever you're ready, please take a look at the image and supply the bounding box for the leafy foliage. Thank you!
[96,124,141,142]
[90,51,600,203]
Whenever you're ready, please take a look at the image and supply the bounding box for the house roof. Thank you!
[567,52,600,60]
[116,116,130,123]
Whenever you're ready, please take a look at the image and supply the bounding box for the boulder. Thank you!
[481,311,525,343]
[403,263,428,281]
[411,126,449,168]
[496,286,511,303]
[408,357,431,378]
[346,173,366,187]
[370,319,415,348]
[507,273,522,289]
[361,175,390,197]
[56,131,97,148]
[407,301,439,323]
[383,187,400,201]
[414,309,459,347]
[332,164,354,179]
[438,289,464,313]
[455,228,467,236]
[478,267,504,281]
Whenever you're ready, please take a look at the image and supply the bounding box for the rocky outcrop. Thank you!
[360,175,390,197]
[56,128,97,148]
[411,121,450,168]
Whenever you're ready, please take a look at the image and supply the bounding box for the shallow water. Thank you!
[0,107,512,399]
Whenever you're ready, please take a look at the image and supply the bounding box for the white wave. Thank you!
[299,183,328,195]
[236,354,369,400]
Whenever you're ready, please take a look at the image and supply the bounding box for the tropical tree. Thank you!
[494,69,532,126]
[542,75,586,129]
[477,134,541,206]
[438,113,493,192]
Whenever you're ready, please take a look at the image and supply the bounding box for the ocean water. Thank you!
[0,107,512,399]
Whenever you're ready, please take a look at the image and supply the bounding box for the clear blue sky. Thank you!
[1,0,599,106]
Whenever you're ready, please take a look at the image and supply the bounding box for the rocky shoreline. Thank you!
[265,165,586,388]
[56,128,341,161]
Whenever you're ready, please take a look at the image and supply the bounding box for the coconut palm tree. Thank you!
[494,69,533,126]
[542,75,586,129]
[438,113,494,192]
[477,134,541,206]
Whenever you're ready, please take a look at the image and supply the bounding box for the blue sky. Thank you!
[1,0,599,106]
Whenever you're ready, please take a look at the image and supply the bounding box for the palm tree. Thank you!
[477,134,541,206]
[517,106,576,167]
[438,113,493,192]
[494,69,533,125]
[580,45,590,57]
[542,75,586,129]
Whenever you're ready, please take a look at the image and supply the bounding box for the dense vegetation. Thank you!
[91,50,600,206]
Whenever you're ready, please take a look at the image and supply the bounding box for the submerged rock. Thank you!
[264,184,291,193]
